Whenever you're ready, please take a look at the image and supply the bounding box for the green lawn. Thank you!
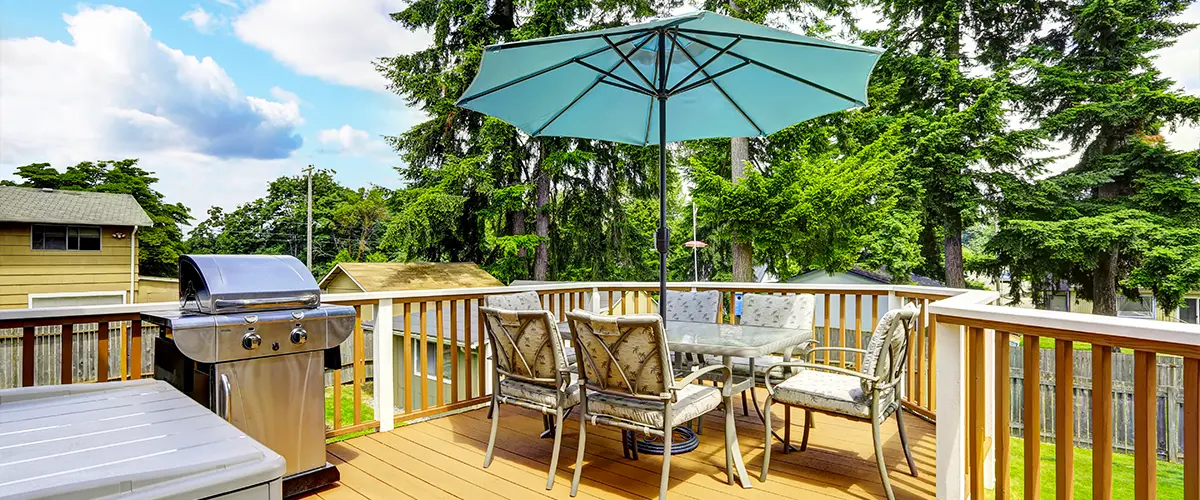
[986,438,1185,499]
[324,385,376,443]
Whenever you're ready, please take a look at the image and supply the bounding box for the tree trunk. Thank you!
[510,211,527,258]
[533,144,550,281]
[943,217,966,288]
[730,136,754,282]
[1091,132,1124,316]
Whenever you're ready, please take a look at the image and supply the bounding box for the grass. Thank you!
[324,384,376,444]
[986,438,1185,499]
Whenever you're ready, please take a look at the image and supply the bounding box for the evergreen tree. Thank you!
[991,0,1200,315]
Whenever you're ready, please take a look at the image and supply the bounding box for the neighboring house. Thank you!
[137,276,179,303]
[320,262,502,409]
[0,186,153,309]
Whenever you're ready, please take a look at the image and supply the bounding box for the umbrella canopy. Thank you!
[457,10,882,318]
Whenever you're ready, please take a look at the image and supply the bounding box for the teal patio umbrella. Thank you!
[457,10,882,317]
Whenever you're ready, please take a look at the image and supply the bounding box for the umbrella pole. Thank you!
[656,30,669,321]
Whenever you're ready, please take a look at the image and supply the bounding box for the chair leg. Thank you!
[484,398,500,468]
[799,410,812,452]
[570,410,587,497]
[759,395,773,482]
[782,406,791,454]
[546,409,565,490]
[741,391,749,416]
[873,418,896,500]
[896,409,919,477]
[659,426,673,499]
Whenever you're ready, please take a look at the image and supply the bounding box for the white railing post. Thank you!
[936,319,966,499]
[374,298,395,432]
[590,287,601,313]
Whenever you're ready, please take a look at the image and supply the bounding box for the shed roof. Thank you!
[319,262,503,293]
[0,186,153,227]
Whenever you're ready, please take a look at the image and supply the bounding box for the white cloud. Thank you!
[232,0,430,91]
[181,6,218,33]
[317,124,383,155]
[0,5,306,215]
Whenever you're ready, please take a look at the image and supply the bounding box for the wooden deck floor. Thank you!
[304,402,936,499]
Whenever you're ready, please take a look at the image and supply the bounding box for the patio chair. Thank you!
[565,310,739,499]
[759,303,920,500]
[703,293,816,415]
[662,290,721,322]
[480,306,579,490]
[485,290,544,311]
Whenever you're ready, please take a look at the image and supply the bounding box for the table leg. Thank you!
[724,355,752,488]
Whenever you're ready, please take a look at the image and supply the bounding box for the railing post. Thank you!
[590,287,601,313]
[936,317,966,499]
[375,298,395,432]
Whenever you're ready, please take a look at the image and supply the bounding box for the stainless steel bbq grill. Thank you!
[143,254,355,498]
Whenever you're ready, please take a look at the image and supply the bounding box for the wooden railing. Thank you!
[930,289,1200,500]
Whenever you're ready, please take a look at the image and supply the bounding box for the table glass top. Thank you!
[559,320,811,357]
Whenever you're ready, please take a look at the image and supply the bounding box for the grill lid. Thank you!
[179,254,320,314]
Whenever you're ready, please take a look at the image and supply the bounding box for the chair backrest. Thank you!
[859,303,919,393]
[566,310,674,401]
[663,290,721,323]
[485,291,543,311]
[481,306,568,385]
[739,293,816,329]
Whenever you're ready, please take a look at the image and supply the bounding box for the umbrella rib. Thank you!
[457,30,651,105]
[670,61,750,96]
[667,33,764,136]
[531,34,658,137]
[602,35,655,91]
[666,38,741,95]
[573,60,654,95]
[676,28,883,54]
[675,32,866,106]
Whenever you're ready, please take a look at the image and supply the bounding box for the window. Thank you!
[1179,298,1199,324]
[1117,295,1155,319]
[1046,293,1070,312]
[32,225,100,251]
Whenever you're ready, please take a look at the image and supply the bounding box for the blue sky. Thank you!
[0,0,428,223]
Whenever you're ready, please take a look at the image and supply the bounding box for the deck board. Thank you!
[304,402,936,499]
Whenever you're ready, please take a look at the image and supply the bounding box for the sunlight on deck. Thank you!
[304,403,936,499]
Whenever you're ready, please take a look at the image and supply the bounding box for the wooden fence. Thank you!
[1008,346,1188,462]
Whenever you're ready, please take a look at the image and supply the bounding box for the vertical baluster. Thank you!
[402,302,414,413]
[823,294,831,364]
[908,299,917,400]
[1094,345,1113,500]
[1134,350,1157,500]
[1056,339,1075,499]
[871,295,879,334]
[1184,357,1199,500]
[569,292,576,313]
[918,300,928,408]
[61,323,73,384]
[419,302,429,411]
[464,300,473,400]
[353,305,364,424]
[435,300,444,407]
[477,298,486,397]
[559,294,566,321]
[450,299,459,404]
[854,294,863,354]
[621,291,627,315]
[607,291,614,314]
[332,365,342,430]
[995,331,1011,500]
[634,291,641,314]
[1024,334,1042,500]
[968,327,986,500]
[838,294,847,368]
[97,322,109,383]
[130,319,141,379]
[22,325,34,387]
[929,312,937,411]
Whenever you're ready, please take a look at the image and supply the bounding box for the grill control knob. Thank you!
[242,332,262,350]
[290,327,308,345]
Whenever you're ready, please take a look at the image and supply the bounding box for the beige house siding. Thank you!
[137,277,177,303]
[0,222,137,309]
[323,273,365,294]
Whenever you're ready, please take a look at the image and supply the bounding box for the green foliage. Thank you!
[6,160,191,277]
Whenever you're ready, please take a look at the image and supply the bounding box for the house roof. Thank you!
[319,262,503,293]
[792,265,945,287]
[0,186,153,227]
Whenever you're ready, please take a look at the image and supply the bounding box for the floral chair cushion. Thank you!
[858,304,917,394]
[585,383,722,429]
[739,293,815,329]
[499,375,581,410]
[568,312,673,397]
[483,309,568,379]
[770,369,896,420]
[663,290,720,323]
[485,291,544,311]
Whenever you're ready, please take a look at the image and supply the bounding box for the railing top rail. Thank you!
[0,301,178,324]
[929,289,1200,354]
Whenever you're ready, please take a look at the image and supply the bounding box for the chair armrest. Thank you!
[805,346,869,364]
[674,364,731,392]
[762,361,878,394]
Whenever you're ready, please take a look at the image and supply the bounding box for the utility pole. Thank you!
[303,165,314,271]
